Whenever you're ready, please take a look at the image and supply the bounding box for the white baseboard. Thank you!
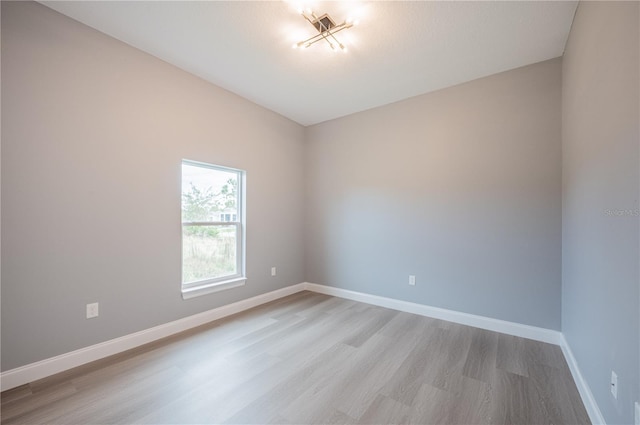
[304,283,563,344]
[558,335,606,425]
[303,282,604,425]
[1,281,605,425]
[0,282,307,392]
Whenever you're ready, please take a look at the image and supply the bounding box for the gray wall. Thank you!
[305,58,562,330]
[562,2,640,424]
[1,2,306,371]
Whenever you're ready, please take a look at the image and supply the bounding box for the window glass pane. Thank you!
[182,224,237,283]
[181,163,238,222]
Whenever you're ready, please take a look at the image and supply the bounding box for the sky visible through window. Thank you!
[181,163,236,200]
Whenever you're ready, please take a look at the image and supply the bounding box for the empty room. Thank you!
[1,1,638,424]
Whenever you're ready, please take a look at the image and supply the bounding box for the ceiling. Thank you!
[41,1,578,126]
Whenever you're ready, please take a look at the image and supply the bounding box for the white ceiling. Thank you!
[42,1,578,126]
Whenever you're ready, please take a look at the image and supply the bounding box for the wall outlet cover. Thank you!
[86,303,99,319]
[610,370,617,399]
[634,401,639,425]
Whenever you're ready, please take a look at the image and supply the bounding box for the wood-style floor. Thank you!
[1,291,590,425]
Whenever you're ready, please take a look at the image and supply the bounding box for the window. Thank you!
[219,213,236,222]
[181,160,245,298]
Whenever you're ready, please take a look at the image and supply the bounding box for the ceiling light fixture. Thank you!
[292,9,356,52]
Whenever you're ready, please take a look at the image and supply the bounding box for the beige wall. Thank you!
[305,58,562,329]
[1,2,306,370]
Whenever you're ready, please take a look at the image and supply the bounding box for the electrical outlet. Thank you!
[634,401,639,425]
[409,275,416,286]
[86,302,99,319]
[271,267,277,276]
[610,370,617,399]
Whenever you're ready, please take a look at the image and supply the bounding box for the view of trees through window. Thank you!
[182,162,241,285]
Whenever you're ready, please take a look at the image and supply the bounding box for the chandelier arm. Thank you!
[295,12,355,50]
[327,23,354,35]
[327,28,345,48]
[322,24,352,49]
[301,13,315,26]
[319,29,334,49]
[313,16,335,48]
[298,33,325,47]
[300,13,332,49]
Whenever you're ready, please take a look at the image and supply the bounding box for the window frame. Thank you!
[181,160,246,299]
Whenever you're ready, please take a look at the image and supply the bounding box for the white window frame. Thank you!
[181,160,246,299]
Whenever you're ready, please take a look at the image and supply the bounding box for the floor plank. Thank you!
[1,291,591,425]
[462,328,499,383]
[496,333,529,377]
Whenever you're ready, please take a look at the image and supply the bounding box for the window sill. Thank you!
[181,277,246,300]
